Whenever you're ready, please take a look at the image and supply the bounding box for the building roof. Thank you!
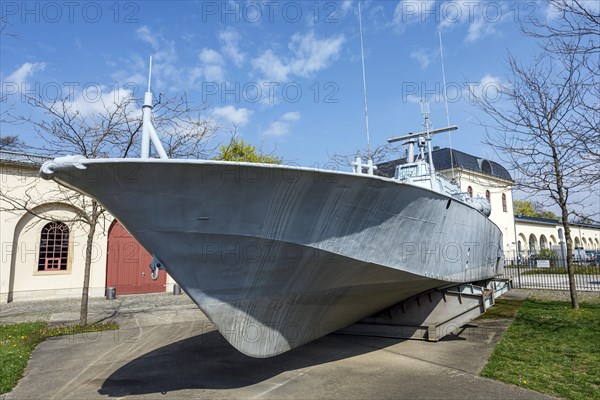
[376,147,513,181]
[515,215,560,225]
[0,150,51,167]
[515,215,600,229]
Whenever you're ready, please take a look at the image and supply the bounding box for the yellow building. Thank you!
[1,150,176,303]
[515,215,600,258]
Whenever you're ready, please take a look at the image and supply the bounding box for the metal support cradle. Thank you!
[337,278,512,341]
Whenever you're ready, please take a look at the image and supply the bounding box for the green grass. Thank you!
[0,321,118,394]
[477,298,525,319]
[481,300,600,400]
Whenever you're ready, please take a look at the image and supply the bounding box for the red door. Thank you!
[106,220,166,295]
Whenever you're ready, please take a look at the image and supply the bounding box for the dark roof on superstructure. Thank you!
[0,150,51,167]
[376,147,513,181]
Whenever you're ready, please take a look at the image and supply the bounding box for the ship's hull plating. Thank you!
[41,158,503,357]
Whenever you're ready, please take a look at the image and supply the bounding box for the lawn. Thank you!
[481,299,600,400]
[0,321,118,394]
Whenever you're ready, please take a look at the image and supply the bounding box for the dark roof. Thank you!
[515,215,600,229]
[376,147,513,181]
[570,221,600,229]
[515,215,560,225]
[0,150,51,167]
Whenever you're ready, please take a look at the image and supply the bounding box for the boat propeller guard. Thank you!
[149,255,166,280]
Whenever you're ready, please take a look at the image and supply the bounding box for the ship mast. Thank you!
[141,56,168,159]
[387,104,458,189]
[353,1,376,176]
[421,100,436,186]
[438,31,456,181]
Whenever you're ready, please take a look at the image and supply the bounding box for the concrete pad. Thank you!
[5,314,555,400]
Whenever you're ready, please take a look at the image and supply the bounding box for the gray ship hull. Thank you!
[41,158,503,357]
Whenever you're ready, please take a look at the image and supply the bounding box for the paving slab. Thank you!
[3,306,556,400]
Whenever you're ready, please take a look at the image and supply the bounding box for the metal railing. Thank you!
[501,256,600,291]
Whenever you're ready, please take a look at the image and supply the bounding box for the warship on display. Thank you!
[40,80,503,357]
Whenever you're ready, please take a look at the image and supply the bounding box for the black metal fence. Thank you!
[501,257,600,291]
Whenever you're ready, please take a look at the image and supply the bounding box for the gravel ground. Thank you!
[0,292,196,325]
[2,288,598,326]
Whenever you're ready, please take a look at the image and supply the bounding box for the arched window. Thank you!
[467,186,473,198]
[540,235,548,250]
[38,222,69,271]
[481,160,494,175]
[502,193,507,212]
[485,190,491,207]
[529,234,538,255]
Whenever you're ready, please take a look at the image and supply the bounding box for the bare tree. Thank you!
[471,49,598,309]
[0,135,22,150]
[329,143,403,173]
[0,91,217,324]
[0,16,18,40]
[523,0,600,184]
[524,0,599,59]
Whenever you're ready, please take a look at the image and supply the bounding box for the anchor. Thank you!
[149,255,167,280]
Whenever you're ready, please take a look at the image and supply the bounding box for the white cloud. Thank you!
[131,26,228,90]
[392,1,507,43]
[252,50,290,81]
[282,111,301,121]
[199,48,225,82]
[543,2,561,21]
[252,32,345,82]
[410,49,431,69]
[109,54,147,87]
[263,121,290,137]
[136,26,160,50]
[469,74,504,101]
[341,0,353,14]
[218,28,246,67]
[544,0,599,22]
[200,48,224,65]
[134,26,181,90]
[338,0,356,18]
[213,105,253,127]
[56,87,137,117]
[6,62,46,86]
[465,16,503,43]
[202,65,225,82]
[392,0,436,33]
[405,94,424,104]
[263,111,301,137]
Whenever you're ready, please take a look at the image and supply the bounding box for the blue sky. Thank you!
[0,0,567,168]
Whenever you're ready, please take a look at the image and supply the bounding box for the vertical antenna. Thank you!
[141,55,168,160]
[147,55,153,92]
[438,31,455,180]
[358,1,371,159]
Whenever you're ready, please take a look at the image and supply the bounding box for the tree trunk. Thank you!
[552,160,578,309]
[561,220,579,310]
[79,202,98,325]
[547,125,579,310]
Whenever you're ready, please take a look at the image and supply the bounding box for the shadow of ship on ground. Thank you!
[97,330,400,397]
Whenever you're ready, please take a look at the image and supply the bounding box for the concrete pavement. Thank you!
[2,293,555,399]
